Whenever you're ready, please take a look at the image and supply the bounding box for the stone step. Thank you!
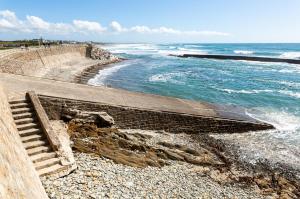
[13,112,34,120]
[27,146,52,156]
[21,134,45,143]
[15,117,36,125]
[24,140,48,150]
[38,164,65,177]
[10,103,31,109]
[34,157,61,170]
[11,107,33,115]
[30,152,57,163]
[19,128,42,137]
[83,73,96,77]
[17,122,39,131]
[9,99,29,105]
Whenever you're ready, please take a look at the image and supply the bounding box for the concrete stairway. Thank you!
[9,98,64,177]
[73,67,100,84]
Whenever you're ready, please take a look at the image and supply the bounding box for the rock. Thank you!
[89,45,119,61]
[51,120,76,169]
[62,108,115,127]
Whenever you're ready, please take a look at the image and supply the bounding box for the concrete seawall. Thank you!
[0,45,87,75]
[174,54,300,64]
[0,85,48,199]
[0,72,273,134]
[0,45,119,82]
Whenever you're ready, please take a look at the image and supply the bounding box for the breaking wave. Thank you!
[88,62,132,86]
[246,108,300,131]
[279,90,300,99]
[279,52,300,59]
[149,72,187,84]
[234,50,254,55]
[219,88,274,94]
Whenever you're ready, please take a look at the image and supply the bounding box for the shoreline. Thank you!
[75,51,300,190]
[40,123,299,198]
[72,58,124,84]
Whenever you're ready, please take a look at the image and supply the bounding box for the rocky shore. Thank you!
[42,152,264,199]
[40,118,299,198]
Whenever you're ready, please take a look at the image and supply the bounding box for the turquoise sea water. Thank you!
[89,43,300,170]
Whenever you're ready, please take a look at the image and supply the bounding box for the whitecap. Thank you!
[99,44,159,55]
[149,72,186,84]
[246,108,300,131]
[279,52,300,59]
[279,90,300,99]
[234,50,254,55]
[158,48,207,56]
[219,88,273,94]
[88,62,132,86]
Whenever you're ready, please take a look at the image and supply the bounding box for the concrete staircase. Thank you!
[9,98,65,177]
[73,66,100,84]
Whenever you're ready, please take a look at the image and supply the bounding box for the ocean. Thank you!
[89,43,300,171]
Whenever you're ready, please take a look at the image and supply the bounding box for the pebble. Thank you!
[41,152,265,199]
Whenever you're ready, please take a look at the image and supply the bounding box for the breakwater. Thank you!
[174,54,300,64]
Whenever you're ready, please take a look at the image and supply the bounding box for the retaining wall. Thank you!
[39,95,273,134]
[0,45,88,76]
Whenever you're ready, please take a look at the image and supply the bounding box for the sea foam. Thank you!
[234,50,254,55]
[88,62,132,86]
[279,52,300,59]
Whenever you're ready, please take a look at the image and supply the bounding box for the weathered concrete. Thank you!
[173,54,300,64]
[0,86,48,199]
[0,45,119,82]
[0,73,273,133]
[27,91,76,177]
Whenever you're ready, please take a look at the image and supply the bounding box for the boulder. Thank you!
[90,46,119,61]
[62,108,115,127]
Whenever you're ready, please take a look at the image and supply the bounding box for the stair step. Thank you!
[11,107,33,115]
[13,112,34,120]
[19,128,42,137]
[21,134,45,143]
[10,103,31,109]
[27,146,52,156]
[15,117,36,125]
[30,152,57,163]
[9,99,29,105]
[17,123,39,131]
[38,164,65,177]
[34,157,61,170]
[24,140,48,150]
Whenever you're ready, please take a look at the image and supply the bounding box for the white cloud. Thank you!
[110,21,125,32]
[73,20,106,33]
[0,10,29,32]
[0,10,230,38]
[130,25,151,33]
[26,16,50,30]
[113,21,229,36]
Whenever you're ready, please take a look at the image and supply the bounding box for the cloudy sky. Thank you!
[1,0,300,43]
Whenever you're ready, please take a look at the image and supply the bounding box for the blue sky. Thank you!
[1,0,300,43]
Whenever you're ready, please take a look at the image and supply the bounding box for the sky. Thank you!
[1,0,300,43]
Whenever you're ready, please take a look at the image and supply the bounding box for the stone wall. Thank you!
[0,86,48,199]
[38,95,272,134]
[0,45,87,75]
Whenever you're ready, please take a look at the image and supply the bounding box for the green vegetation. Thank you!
[0,40,40,49]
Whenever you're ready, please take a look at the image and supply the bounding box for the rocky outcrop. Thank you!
[62,108,115,128]
[89,45,119,61]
